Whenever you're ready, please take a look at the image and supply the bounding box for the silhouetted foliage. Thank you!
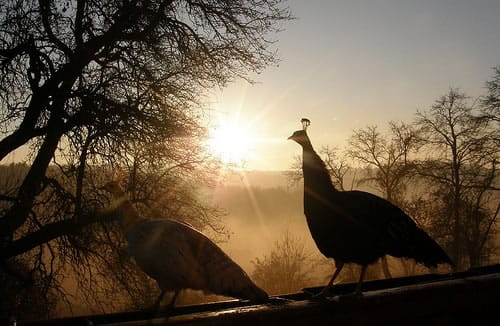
[347,122,419,277]
[415,88,499,269]
[0,0,290,319]
[0,260,57,322]
[251,230,317,295]
[287,146,355,191]
[481,65,500,124]
[348,122,417,205]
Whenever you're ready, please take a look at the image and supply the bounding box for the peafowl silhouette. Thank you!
[288,118,453,297]
[100,181,268,308]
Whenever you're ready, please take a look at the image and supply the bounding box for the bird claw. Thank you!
[302,288,316,297]
[267,297,295,304]
[335,291,363,303]
[303,287,331,300]
[311,290,330,300]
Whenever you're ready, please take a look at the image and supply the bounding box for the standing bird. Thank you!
[288,118,453,296]
[100,181,268,308]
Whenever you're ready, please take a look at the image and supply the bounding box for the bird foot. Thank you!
[351,287,363,297]
[302,289,326,299]
[307,288,332,300]
[337,291,363,303]
[267,297,295,304]
[146,301,175,317]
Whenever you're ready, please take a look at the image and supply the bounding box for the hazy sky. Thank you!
[208,0,500,171]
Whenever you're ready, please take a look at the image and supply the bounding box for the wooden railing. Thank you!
[17,264,500,325]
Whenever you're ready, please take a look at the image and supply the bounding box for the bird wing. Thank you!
[126,219,267,301]
[330,191,452,266]
[329,190,420,247]
[169,220,268,301]
[126,219,201,291]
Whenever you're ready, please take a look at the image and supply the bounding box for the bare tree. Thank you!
[347,122,417,204]
[285,154,304,187]
[0,0,291,319]
[286,146,354,191]
[346,122,419,278]
[0,259,57,321]
[414,88,499,269]
[481,65,500,124]
[321,146,354,191]
[251,230,316,295]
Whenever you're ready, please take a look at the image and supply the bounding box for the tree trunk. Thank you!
[0,122,64,238]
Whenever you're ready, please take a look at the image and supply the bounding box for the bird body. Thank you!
[100,181,268,306]
[126,218,267,301]
[305,187,449,267]
[289,121,452,295]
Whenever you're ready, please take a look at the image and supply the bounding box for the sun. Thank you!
[207,119,255,165]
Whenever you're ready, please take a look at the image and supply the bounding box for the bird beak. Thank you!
[287,135,293,140]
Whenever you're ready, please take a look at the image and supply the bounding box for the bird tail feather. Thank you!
[392,227,454,268]
[201,242,268,302]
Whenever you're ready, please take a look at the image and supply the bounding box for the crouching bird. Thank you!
[288,118,453,297]
[100,181,268,309]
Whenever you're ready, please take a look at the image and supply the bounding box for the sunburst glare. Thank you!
[207,117,256,166]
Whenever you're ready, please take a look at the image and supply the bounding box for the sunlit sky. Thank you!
[207,0,500,171]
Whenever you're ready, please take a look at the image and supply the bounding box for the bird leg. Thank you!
[353,265,367,295]
[167,290,180,309]
[146,290,168,326]
[152,289,181,311]
[149,290,179,325]
[153,290,167,312]
[312,262,345,298]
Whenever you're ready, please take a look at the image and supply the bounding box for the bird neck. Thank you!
[109,195,147,230]
[302,146,338,193]
[300,137,314,151]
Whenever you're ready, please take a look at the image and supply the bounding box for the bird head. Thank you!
[100,181,126,198]
[288,118,311,145]
[288,129,309,144]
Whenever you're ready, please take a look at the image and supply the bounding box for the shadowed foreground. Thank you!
[17,264,500,325]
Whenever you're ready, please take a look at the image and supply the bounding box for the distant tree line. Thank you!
[216,185,303,222]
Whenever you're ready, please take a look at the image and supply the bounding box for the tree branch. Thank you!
[74,0,86,45]
[0,209,119,260]
[38,0,73,56]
